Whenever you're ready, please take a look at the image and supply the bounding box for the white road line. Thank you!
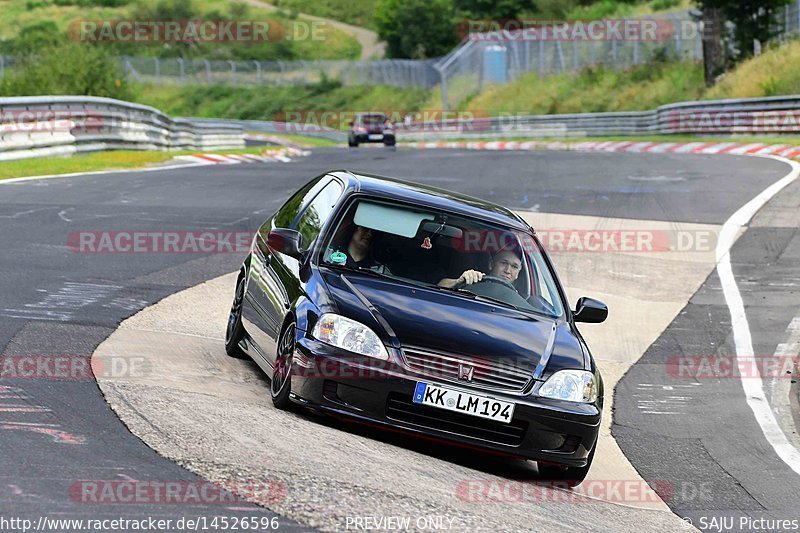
[0,160,209,185]
[716,154,800,476]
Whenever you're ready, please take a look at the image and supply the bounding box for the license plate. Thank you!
[368,134,384,140]
[412,382,515,424]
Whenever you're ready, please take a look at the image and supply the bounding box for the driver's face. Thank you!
[490,252,522,282]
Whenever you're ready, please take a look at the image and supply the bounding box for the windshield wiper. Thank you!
[324,263,395,281]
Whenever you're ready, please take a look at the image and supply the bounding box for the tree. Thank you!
[696,0,791,61]
[452,0,538,20]
[375,0,459,59]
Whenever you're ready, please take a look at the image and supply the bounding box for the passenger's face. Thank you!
[490,252,522,282]
[351,226,374,250]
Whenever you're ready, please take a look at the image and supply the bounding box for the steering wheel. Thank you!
[454,274,517,291]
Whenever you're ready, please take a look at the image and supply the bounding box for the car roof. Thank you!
[327,170,532,232]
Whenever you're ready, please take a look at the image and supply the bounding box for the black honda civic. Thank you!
[225,170,608,484]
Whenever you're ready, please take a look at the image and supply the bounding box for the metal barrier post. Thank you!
[178,58,185,83]
[204,59,211,84]
[228,60,237,87]
[154,57,160,84]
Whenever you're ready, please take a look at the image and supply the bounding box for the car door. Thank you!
[245,176,344,364]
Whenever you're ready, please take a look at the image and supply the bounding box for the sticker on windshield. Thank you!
[330,251,347,264]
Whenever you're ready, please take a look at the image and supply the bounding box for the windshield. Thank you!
[320,198,564,318]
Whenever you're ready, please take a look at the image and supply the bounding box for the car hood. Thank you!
[320,270,587,372]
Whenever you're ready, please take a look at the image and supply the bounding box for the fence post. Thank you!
[783,4,789,36]
[436,65,447,111]
[633,39,639,64]
[204,59,211,84]
[611,39,617,63]
[228,60,237,87]
[154,57,160,84]
[573,41,579,70]
[178,57,185,83]
[300,60,308,84]
[590,40,596,66]
[555,41,565,71]
[538,39,544,73]
[0,55,4,80]
[254,60,262,84]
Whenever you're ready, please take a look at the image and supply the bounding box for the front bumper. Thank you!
[290,339,601,467]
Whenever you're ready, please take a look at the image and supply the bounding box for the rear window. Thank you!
[359,114,386,125]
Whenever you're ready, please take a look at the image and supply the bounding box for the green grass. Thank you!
[0,0,361,60]
[251,132,339,147]
[0,146,267,180]
[134,82,431,123]
[271,0,377,30]
[459,38,800,118]
[464,61,705,115]
[706,40,800,99]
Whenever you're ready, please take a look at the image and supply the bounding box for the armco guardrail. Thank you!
[192,95,800,144]
[189,117,348,142]
[0,96,244,162]
[395,95,800,140]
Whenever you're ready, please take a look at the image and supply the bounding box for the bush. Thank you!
[0,41,133,99]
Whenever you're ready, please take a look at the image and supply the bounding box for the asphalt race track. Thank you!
[0,147,798,531]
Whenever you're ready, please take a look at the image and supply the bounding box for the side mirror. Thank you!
[267,229,303,259]
[573,297,608,324]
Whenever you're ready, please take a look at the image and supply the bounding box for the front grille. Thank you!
[401,348,533,393]
[386,393,528,446]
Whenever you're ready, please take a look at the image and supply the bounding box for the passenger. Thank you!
[328,225,392,275]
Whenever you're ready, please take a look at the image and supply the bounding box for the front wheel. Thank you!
[225,273,248,359]
[271,322,296,410]
[537,447,595,487]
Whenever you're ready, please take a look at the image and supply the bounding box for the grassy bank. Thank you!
[0,146,266,181]
[0,0,360,61]
[271,0,377,30]
[462,39,800,116]
[135,82,431,122]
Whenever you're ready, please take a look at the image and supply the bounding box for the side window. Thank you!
[274,177,325,229]
[295,181,344,250]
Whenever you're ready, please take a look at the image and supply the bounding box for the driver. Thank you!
[438,249,522,289]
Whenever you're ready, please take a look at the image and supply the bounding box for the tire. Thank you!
[537,447,595,488]
[271,321,296,410]
[348,138,358,148]
[225,272,249,359]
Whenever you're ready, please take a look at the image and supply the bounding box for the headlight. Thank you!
[538,370,597,403]
[311,314,389,360]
